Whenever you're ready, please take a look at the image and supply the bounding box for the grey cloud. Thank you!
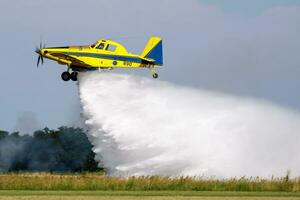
[14,112,41,135]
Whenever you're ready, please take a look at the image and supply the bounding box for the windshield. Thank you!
[90,42,98,48]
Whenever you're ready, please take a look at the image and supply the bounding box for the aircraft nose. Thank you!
[35,48,46,55]
[35,48,41,54]
[41,49,49,55]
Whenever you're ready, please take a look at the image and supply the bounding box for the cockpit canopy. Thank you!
[90,39,128,54]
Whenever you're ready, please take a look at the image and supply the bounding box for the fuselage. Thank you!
[40,39,156,71]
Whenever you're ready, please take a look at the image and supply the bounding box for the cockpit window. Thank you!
[105,44,116,51]
[97,43,105,50]
[90,42,97,48]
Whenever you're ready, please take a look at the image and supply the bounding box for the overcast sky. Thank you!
[0,0,299,133]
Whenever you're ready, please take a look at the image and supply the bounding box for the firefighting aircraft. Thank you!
[35,37,163,81]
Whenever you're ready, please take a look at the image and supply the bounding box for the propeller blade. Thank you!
[37,55,41,67]
[36,36,45,67]
[40,35,42,50]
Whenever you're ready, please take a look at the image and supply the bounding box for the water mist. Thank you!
[79,72,300,178]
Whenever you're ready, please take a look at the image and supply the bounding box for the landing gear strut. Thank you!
[61,71,78,81]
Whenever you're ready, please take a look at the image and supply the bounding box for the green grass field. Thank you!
[1,173,300,199]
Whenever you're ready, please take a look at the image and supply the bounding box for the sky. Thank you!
[0,0,299,133]
[200,0,300,15]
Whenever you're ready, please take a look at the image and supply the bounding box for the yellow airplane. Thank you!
[35,37,163,81]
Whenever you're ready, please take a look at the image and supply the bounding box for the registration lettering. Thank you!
[123,61,132,66]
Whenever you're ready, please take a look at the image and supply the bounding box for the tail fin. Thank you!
[141,37,163,65]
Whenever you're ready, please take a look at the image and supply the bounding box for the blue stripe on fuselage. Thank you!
[64,52,142,63]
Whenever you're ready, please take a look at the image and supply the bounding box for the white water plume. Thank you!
[79,72,300,178]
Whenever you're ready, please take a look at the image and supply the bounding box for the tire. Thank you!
[152,73,158,79]
[70,72,78,81]
[61,72,70,81]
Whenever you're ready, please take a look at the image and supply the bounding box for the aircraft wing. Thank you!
[50,52,90,67]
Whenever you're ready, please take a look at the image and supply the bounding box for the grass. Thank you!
[0,173,300,192]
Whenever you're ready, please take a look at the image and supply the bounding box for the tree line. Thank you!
[0,127,101,172]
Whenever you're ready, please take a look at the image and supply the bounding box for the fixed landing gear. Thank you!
[61,71,78,81]
[70,72,78,81]
[150,67,158,79]
[152,73,158,79]
[61,71,70,81]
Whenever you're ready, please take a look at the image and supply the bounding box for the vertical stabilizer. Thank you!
[141,37,163,65]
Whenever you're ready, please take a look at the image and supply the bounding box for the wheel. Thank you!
[152,73,158,79]
[61,71,70,81]
[70,72,78,81]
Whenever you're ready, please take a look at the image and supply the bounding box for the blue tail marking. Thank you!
[145,41,163,65]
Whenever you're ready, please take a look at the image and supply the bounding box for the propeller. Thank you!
[35,40,45,67]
